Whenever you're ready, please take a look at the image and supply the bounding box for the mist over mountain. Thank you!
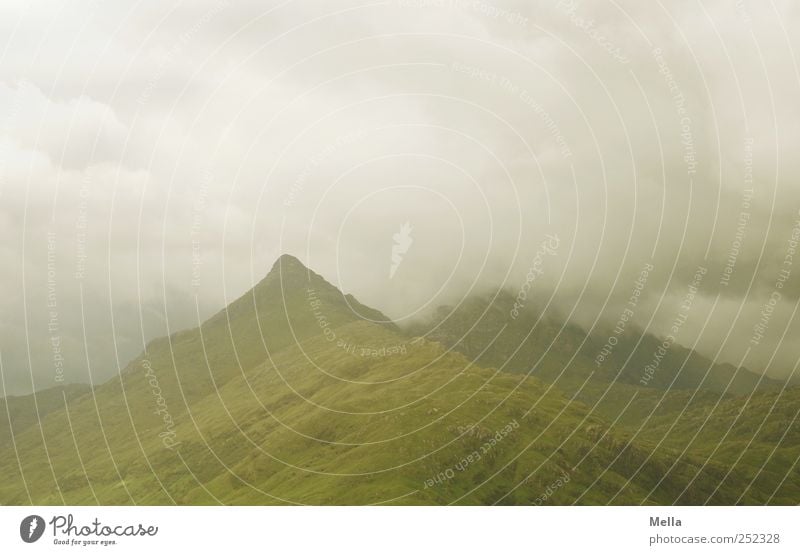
[3,0,800,396]
[1,256,798,505]
[407,288,787,395]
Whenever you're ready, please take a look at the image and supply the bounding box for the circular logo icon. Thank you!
[20,515,45,543]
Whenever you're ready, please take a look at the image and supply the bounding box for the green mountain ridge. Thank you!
[407,288,800,504]
[1,257,798,505]
[410,289,782,396]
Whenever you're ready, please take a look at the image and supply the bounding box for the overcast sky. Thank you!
[2,0,800,394]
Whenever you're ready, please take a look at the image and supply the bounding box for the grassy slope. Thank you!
[0,318,760,505]
[412,290,782,395]
[0,260,797,505]
[406,289,800,504]
[0,383,92,449]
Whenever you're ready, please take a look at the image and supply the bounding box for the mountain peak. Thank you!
[263,253,398,330]
[270,253,308,273]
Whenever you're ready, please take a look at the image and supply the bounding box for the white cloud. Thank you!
[1,0,800,393]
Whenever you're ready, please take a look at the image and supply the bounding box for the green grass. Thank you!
[1,256,797,505]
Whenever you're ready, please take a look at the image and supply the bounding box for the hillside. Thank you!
[0,383,92,449]
[0,257,797,505]
[406,288,800,504]
[409,289,783,395]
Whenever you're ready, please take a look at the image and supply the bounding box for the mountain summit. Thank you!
[1,256,798,505]
[264,253,314,284]
[180,254,397,389]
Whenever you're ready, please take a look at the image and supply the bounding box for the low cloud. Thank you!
[2,0,800,393]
